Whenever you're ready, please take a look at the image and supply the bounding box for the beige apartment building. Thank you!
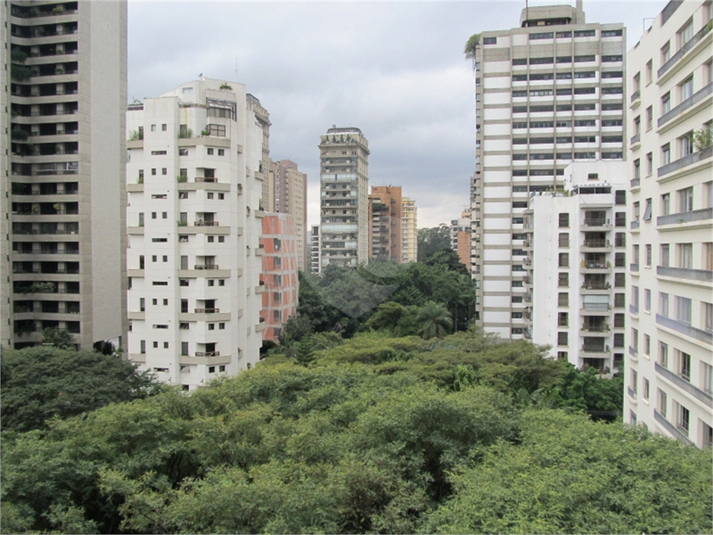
[2,0,128,350]
[368,186,402,262]
[469,1,625,338]
[401,197,418,263]
[269,159,308,271]
[624,0,713,448]
[319,126,369,268]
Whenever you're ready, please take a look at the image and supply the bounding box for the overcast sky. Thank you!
[127,0,667,229]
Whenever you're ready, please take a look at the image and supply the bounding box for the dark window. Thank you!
[483,37,497,45]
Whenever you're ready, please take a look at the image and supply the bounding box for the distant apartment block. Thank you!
[319,126,369,268]
[451,209,472,267]
[524,161,628,374]
[269,159,308,271]
[310,224,321,274]
[624,0,713,448]
[401,197,418,263]
[368,186,402,262]
[260,213,298,343]
[469,1,626,338]
[125,78,265,390]
[2,0,128,350]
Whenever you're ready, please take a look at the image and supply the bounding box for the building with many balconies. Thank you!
[319,126,369,268]
[524,161,628,373]
[368,186,402,262]
[468,0,626,339]
[625,0,712,448]
[269,159,308,271]
[125,78,266,390]
[401,197,418,263]
[2,0,128,350]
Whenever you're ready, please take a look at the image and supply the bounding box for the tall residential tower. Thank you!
[469,1,626,339]
[319,126,369,268]
[2,0,128,350]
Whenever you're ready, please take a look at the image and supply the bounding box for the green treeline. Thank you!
[2,331,711,534]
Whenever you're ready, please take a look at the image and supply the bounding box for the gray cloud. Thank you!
[128,0,667,229]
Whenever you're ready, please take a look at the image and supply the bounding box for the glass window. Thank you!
[661,244,670,267]
[680,76,694,101]
[676,296,692,324]
[659,292,669,317]
[662,143,671,165]
[678,243,693,268]
[662,92,671,114]
[661,193,670,215]
[679,187,693,212]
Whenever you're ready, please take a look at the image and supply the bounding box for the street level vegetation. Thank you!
[2,330,711,534]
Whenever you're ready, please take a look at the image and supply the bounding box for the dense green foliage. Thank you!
[1,346,160,433]
[2,331,710,534]
[417,224,452,261]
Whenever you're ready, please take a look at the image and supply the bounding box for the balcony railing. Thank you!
[630,177,640,187]
[582,261,609,269]
[195,220,219,226]
[627,386,637,400]
[194,264,219,270]
[195,177,218,183]
[655,362,713,408]
[656,265,713,282]
[581,324,610,332]
[583,218,610,227]
[658,82,713,128]
[630,90,640,104]
[195,351,220,357]
[630,220,640,230]
[582,344,608,353]
[630,263,639,272]
[583,240,611,248]
[629,304,639,315]
[658,23,712,79]
[194,308,219,314]
[657,207,713,227]
[582,303,610,311]
[630,133,640,146]
[656,314,713,345]
[658,145,713,178]
[654,410,693,445]
[581,282,610,290]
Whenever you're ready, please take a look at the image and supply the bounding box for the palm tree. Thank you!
[416,301,453,340]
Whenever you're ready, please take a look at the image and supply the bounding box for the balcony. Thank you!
[195,176,218,183]
[581,282,611,292]
[194,308,219,314]
[630,133,640,146]
[629,304,639,315]
[630,220,640,230]
[630,263,639,272]
[194,264,219,270]
[630,89,640,105]
[657,145,713,179]
[582,218,610,228]
[581,303,611,312]
[627,386,637,400]
[656,265,713,283]
[581,323,610,333]
[582,239,611,250]
[658,23,712,80]
[580,261,610,272]
[195,351,220,357]
[195,220,219,227]
[630,177,640,188]
[581,344,609,355]
[655,362,713,408]
[654,410,693,445]
[658,82,713,129]
[656,314,713,345]
[657,207,713,228]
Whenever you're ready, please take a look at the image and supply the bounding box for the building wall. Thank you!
[470,3,626,340]
[260,214,298,343]
[451,210,472,267]
[310,224,321,273]
[625,0,713,448]
[3,0,127,350]
[270,159,308,271]
[526,161,628,373]
[125,78,264,390]
[319,126,369,268]
[401,197,418,263]
[368,186,402,262]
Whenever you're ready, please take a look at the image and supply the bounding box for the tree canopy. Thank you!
[417,224,452,261]
[2,330,710,534]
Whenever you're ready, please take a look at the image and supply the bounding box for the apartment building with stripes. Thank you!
[469,0,626,339]
[624,0,713,448]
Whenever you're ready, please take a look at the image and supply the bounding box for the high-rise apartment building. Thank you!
[469,1,626,339]
[624,0,713,448]
[401,197,418,263]
[310,224,321,274]
[269,159,308,271]
[368,186,402,262]
[250,95,270,213]
[260,213,298,343]
[451,209,472,267]
[319,126,369,268]
[2,0,128,350]
[524,161,628,373]
[125,79,266,390]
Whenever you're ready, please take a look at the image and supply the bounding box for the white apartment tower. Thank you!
[319,126,369,268]
[401,197,418,263]
[625,0,713,448]
[2,1,128,350]
[125,79,266,390]
[310,224,321,274]
[524,161,628,373]
[469,1,626,339]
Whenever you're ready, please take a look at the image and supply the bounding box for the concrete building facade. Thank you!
[269,159,308,271]
[401,197,418,263]
[319,126,369,268]
[624,0,713,448]
[368,186,402,262]
[451,209,472,267]
[125,78,266,390]
[469,1,626,339]
[524,161,628,373]
[260,213,298,343]
[2,0,128,350]
[310,224,321,274]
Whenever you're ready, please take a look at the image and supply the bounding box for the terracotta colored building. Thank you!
[451,210,472,267]
[368,186,402,262]
[260,214,298,343]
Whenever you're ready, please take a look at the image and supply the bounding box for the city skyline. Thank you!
[126,0,668,229]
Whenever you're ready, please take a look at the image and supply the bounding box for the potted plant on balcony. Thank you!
[693,124,712,152]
